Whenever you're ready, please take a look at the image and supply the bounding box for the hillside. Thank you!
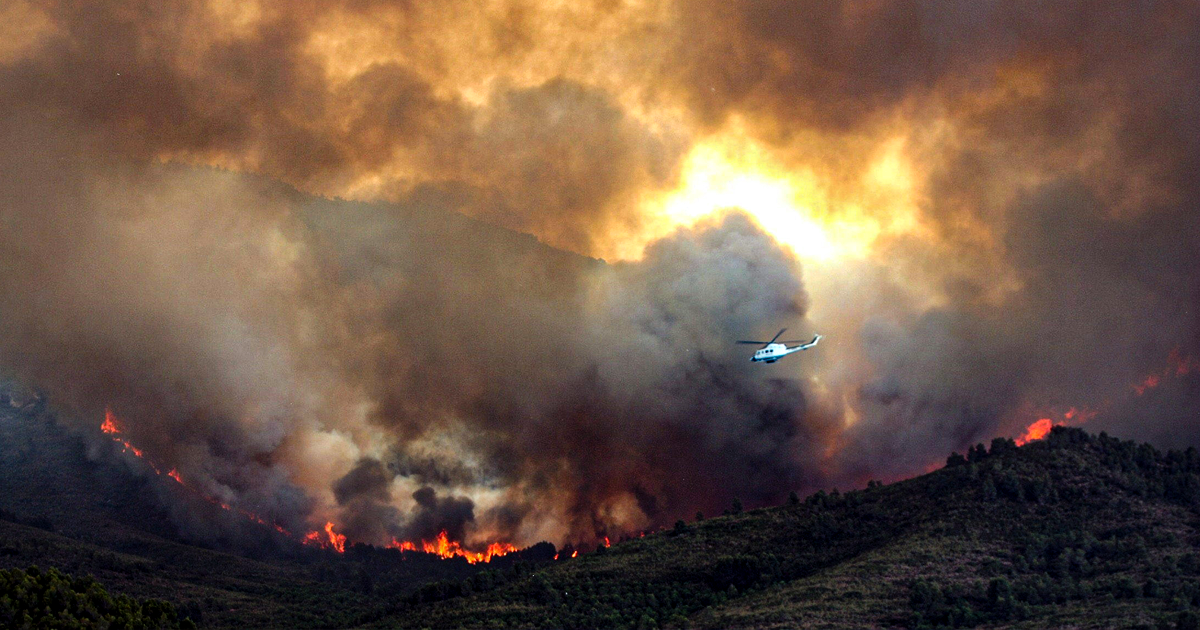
[8,385,1200,629]
[0,384,552,629]
[376,427,1200,629]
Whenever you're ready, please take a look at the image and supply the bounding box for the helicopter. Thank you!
[737,328,822,363]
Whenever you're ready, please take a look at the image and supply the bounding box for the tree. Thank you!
[981,476,998,502]
[987,577,1011,604]
[730,498,743,515]
[990,437,1017,455]
[946,452,968,468]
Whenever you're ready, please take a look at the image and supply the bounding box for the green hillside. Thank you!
[0,565,186,630]
[376,427,1200,629]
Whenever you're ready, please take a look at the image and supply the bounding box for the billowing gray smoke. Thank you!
[0,0,1198,548]
[0,112,826,543]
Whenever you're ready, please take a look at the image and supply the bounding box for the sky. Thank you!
[0,0,1198,548]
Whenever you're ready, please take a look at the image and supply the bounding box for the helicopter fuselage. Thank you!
[749,334,822,363]
[751,343,802,363]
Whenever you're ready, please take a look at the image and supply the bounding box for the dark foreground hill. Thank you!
[376,426,1200,630]
[7,419,1200,629]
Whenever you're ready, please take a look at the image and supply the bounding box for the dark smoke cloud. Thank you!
[1,0,1199,549]
[334,458,403,543]
[309,207,828,542]
[404,487,476,543]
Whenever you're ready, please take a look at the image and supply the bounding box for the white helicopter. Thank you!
[737,328,822,363]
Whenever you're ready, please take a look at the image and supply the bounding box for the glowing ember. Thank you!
[386,530,517,564]
[167,468,183,484]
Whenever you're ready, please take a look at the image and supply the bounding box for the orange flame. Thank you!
[100,408,121,434]
[100,408,296,539]
[1015,350,1196,445]
[1015,418,1054,446]
[303,522,346,553]
[1015,406,1100,446]
[325,522,346,553]
[386,530,518,564]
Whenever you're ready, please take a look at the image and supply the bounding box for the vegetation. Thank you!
[11,424,1200,628]
[0,565,186,629]
[374,427,1200,629]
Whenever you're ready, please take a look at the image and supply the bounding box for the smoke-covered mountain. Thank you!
[4,0,1200,557]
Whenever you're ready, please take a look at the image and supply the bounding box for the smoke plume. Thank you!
[0,0,1197,548]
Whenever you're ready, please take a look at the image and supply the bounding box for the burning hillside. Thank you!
[0,1,1198,554]
[99,407,522,561]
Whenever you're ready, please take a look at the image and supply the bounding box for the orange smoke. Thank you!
[1134,349,1198,395]
[387,530,517,564]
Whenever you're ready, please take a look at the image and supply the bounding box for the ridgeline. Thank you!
[7,426,1200,629]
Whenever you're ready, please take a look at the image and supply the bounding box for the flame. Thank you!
[571,550,578,558]
[99,408,297,539]
[302,522,346,553]
[99,410,517,560]
[386,530,518,564]
[325,522,346,553]
[1015,418,1054,446]
[390,539,417,552]
[100,408,121,433]
[1015,406,1101,446]
[1015,350,1196,445]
